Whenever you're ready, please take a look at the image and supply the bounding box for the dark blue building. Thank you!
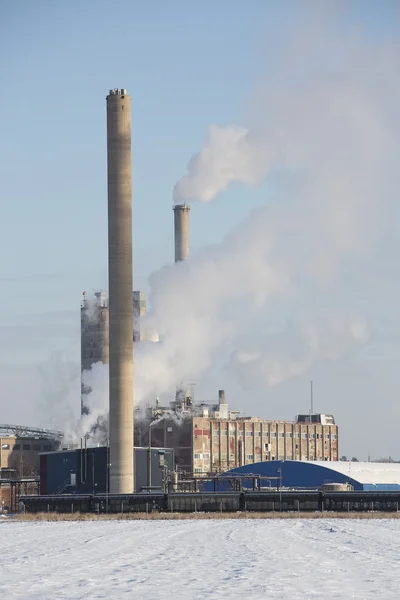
[40,446,174,494]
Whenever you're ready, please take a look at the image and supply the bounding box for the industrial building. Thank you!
[212,460,400,492]
[26,88,341,508]
[0,425,61,511]
[80,289,146,414]
[135,390,339,476]
[39,446,174,495]
[0,424,62,476]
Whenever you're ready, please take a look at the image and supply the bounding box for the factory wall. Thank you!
[193,419,338,474]
[40,447,175,495]
[1,436,59,476]
[136,416,338,477]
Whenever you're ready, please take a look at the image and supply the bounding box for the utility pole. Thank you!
[310,380,314,416]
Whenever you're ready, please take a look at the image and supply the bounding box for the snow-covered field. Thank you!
[0,518,398,599]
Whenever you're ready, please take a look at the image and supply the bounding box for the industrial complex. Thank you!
[3,87,397,515]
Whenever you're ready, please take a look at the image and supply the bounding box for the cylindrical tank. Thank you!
[173,203,190,262]
[322,482,354,492]
[107,88,134,494]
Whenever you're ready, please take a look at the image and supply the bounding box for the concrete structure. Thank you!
[173,203,190,262]
[173,204,191,403]
[80,290,147,414]
[80,291,109,413]
[215,460,400,492]
[135,393,338,475]
[107,88,134,494]
[133,291,146,342]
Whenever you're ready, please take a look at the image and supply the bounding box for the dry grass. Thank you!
[10,511,400,522]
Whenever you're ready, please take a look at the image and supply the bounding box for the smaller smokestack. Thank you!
[173,203,190,262]
[218,390,225,404]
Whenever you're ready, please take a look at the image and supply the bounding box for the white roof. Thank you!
[311,461,400,485]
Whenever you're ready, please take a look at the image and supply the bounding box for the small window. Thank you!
[331,434,337,440]
[287,433,293,438]
[270,432,277,438]
[264,443,269,451]
[23,444,30,451]
[246,431,253,436]
[246,454,254,460]
[1,444,10,450]
[194,468,202,473]
[255,431,261,436]
[167,427,173,433]
[278,433,284,438]
[121,105,124,110]
[13,444,20,450]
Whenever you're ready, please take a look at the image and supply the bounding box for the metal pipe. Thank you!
[148,424,152,488]
[80,438,83,484]
[107,88,134,494]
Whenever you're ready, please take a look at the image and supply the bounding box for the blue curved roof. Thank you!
[206,461,400,491]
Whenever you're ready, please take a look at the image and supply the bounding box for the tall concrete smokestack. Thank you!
[106,88,134,494]
[173,203,191,406]
[173,203,190,262]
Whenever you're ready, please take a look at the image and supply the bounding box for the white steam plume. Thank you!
[40,12,399,437]
[136,16,399,402]
[173,126,271,204]
[229,314,371,389]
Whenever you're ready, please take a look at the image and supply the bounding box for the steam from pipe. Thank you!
[38,11,400,440]
[138,15,399,400]
[173,126,270,204]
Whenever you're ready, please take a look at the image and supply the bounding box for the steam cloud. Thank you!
[173,126,270,204]
[69,12,399,438]
[136,15,399,404]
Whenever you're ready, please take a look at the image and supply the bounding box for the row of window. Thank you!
[211,431,337,440]
[0,443,52,452]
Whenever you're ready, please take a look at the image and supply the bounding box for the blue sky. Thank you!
[1,1,400,457]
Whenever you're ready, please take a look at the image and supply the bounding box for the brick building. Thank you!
[135,391,338,476]
[0,425,62,476]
